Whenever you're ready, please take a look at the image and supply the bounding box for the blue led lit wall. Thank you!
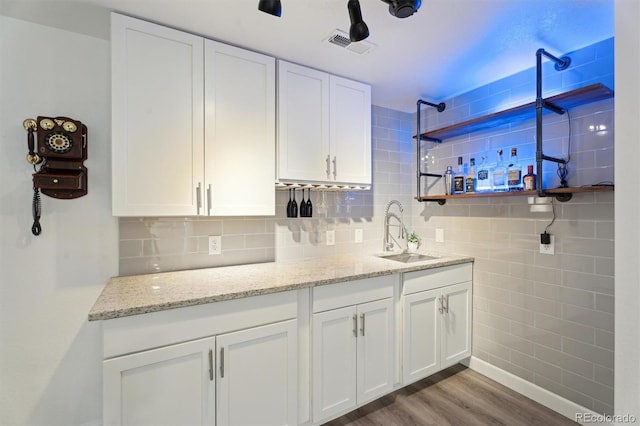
[420,37,614,192]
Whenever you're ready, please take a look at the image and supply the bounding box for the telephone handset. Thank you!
[23,116,88,235]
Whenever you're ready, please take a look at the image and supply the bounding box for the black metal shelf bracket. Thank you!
[416,99,446,203]
[535,48,573,202]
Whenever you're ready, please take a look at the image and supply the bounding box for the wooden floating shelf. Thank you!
[417,185,614,202]
[415,83,614,142]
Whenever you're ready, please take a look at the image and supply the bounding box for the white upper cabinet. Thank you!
[111,14,275,216]
[277,60,371,186]
[204,40,275,216]
[277,61,330,183]
[111,13,204,216]
[329,75,372,185]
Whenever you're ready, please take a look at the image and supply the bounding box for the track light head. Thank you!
[258,0,281,17]
[348,0,369,42]
[381,0,421,18]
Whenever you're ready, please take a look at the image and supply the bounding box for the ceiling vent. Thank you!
[326,29,376,55]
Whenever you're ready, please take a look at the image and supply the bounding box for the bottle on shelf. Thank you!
[476,155,492,192]
[492,149,508,192]
[523,164,537,190]
[507,148,522,191]
[465,157,476,193]
[454,156,465,194]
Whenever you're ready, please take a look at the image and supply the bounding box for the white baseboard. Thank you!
[463,356,607,426]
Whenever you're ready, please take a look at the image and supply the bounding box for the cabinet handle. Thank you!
[332,156,337,180]
[208,349,214,381]
[196,182,202,215]
[207,184,212,216]
[445,294,449,314]
[360,313,365,336]
[438,296,444,314]
[352,314,357,337]
[220,347,225,378]
[326,155,331,179]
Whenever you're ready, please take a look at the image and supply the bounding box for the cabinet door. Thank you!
[111,13,204,216]
[402,288,441,385]
[204,40,275,216]
[329,75,372,185]
[277,60,330,182]
[312,306,357,422]
[216,320,297,426]
[356,298,394,404]
[103,336,215,426]
[441,281,472,368]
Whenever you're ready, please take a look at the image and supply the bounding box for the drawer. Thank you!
[313,275,396,313]
[403,263,472,295]
[33,170,85,190]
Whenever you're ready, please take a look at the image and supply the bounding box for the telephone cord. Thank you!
[32,187,42,236]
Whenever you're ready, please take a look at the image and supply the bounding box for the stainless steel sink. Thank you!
[378,253,439,263]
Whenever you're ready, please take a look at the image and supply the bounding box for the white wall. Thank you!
[0,16,117,425]
[614,0,640,421]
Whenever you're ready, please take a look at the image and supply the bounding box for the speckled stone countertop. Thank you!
[88,253,473,321]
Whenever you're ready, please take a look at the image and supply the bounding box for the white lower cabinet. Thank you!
[311,276,395,423]
[101,264,473,426]
[104,336,216,426]
[216,321,297,426]
[102,292,298,426]
[402,264,472,385]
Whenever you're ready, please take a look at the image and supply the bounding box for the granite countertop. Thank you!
[88,253,473,321]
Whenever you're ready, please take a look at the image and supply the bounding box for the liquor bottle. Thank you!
[465,157,476,193]
[492,149,508,192]
[476,155,492,192]
[453,156,465,193]
[507,148,522,191]
[523,165,537,190]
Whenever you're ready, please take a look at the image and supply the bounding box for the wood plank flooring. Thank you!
[323,365,578,426]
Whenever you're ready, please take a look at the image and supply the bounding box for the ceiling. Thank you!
[2,0,613,112]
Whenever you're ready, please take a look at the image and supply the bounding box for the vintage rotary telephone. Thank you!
[23,116,88,235]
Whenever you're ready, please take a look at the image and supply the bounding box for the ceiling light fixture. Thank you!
[258,0,281,17]
[348,0,369,42]
[257,0,421,41]
[381,0,421,18]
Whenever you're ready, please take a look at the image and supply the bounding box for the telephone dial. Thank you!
[23,116,88,235]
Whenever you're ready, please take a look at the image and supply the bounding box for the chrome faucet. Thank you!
[383,200,405,252]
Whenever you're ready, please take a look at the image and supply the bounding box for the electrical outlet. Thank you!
[326,230,335,246]
[354,228,363,243]
[539,234,555,255]
[435,228,444,243]
[208,235,221,255]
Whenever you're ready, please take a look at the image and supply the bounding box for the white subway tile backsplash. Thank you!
[535,313,595,345]
[562,270,614,295]
[562,370,614,406]
[562,304,614,332]
[534,375,595,411]
[594,329,614,351]
[510,322,562,351]
[535,344,594,380]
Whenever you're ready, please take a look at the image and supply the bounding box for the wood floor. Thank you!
[323,365,578,426]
